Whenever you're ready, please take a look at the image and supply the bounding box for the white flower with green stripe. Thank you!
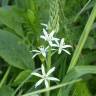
[31,64,60,88]
[30,46,49,59]
[40,28,59,46]
[53,38,72,54]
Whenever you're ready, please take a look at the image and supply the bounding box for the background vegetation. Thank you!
[0,0,96,96]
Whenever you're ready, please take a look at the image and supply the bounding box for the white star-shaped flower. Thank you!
[41,23,48,30]
[30,46,49,59]
[40,28,59,46]
[53,38,72,54]
[31,64,60,88]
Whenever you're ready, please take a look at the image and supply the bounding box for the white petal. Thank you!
[51,48,56,51]
[45,46,49,51]
[47,77,60,81]
[33,68,41,73]
[43,28,48,38]
[52,37,59,42]
[49,30,55,38]
[41,23,48,29]
[35,79,44,88]
[60,38,64,46]
[40,35,46,40]
[31,72,42,78]
[62,49,71,55]
[48,41,53,46]
[32,53,40,59]
[38,46,43,50]
[31,50,40,53]
[41,23,48,27]
[42,52,46,57]
[58,48,62,54]
[41,64,46,76]
[44,80,49,88]
[63,45,72,48]
[51,43,58,47]
[47,67,55,76]
[55,40,59,46]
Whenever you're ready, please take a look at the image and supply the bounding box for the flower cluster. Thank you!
[31,24,72,58]
[30,23,72,88]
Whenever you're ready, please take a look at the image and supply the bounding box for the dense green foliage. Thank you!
[0,0,96,96]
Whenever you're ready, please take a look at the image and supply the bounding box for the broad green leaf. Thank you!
[0,30,34,69]
[58,65,96,96]
[13,70,32,85]
[0,7,24,37]
[68,2,96,72]
[84,36,95,49]
[72,81,91,96]
[0,86,14,96]
[78,51,96,65]
[1,0,9,6]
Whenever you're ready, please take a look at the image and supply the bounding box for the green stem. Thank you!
[67,3,96,72]
[12,74,32,96]
[46,46,51,96]
[0,66,11,88]
[22,79,82,96]
[47,46,51,70]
